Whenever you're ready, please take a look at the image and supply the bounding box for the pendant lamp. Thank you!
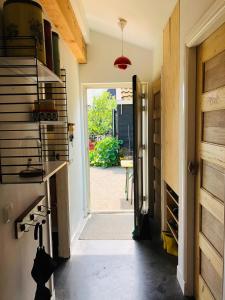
[114,18,132,70]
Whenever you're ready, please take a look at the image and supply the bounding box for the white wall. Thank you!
[80,30,153,84]
[178,0,216,295]
[59,40,84,241]
[0,3,84,300]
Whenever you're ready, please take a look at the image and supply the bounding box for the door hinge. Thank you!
[142,144,146,150]
[142,93,146,99]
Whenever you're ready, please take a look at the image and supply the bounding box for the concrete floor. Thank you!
[90,167,133,212]
[55,235,190,300]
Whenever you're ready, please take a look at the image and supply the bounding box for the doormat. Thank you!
[79,213,134,240]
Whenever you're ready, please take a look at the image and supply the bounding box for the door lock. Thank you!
[188,161,198,176]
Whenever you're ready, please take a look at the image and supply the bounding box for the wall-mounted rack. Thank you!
[15,195,50,239]
[0,37,69,184]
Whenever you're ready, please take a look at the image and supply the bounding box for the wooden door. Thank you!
[152,79,161,222]
[195,24,225,300]
[133,75,144,238]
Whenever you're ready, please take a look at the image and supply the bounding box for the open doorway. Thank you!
[81,84,135,240]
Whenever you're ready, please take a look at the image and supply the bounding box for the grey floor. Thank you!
[55,230,191,300]
[79,213,134,240]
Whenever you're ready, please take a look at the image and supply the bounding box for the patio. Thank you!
[90,166,133,212]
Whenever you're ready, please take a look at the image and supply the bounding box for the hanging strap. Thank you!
[39,224,43,249]
[34,222,40,241]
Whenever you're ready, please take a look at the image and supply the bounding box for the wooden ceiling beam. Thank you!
[39,0,87,64]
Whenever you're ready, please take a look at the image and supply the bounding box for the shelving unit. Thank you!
[165,184,179,244]
[0,37,69,184]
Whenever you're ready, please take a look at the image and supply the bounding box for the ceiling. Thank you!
[80,0,177,50]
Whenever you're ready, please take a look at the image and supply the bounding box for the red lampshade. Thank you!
[114,56,132,70]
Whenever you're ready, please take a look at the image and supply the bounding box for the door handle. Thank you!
[188,161,198,176]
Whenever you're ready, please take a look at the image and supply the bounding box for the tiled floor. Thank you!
[55,231,191,300]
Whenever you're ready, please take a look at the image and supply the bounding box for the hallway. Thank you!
[55,236,187,300]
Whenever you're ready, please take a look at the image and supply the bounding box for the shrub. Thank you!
[88,91,117,137]
[89,137,122,167]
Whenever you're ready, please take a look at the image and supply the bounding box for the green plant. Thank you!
[88,91,117,137]
[89,137,122,167]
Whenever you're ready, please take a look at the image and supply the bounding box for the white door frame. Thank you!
[80,82,149,216]
[81,82,132,216]
[179,0,225,296]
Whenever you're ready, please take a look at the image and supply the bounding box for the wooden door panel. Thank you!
[195,22,225,300]
[202,86,225,112]
[203,110,225,145]
[201,207,224,256]
[199,233,223,278]
[199,188,224,224]
[202,161,225,202]
[199,275,215,300]
[201,143,225,169]
[201,252,223,300]
[204,50,225,92]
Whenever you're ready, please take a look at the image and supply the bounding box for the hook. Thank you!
[20,223,36,232]
[30,210,50,221]
[37,205,50,212]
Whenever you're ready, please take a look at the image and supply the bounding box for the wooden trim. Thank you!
[39,0,87,63]
[167,189,179,206]
[154,133,160,144]
[202,86,225,112]
[152,78,161,94]
[167,205,178,224]
[154,180,160,194]
[199,233,223,278]
[198,275,214,300]
[201,142,225,168]
[153,109,161,119]
[153,157,161,170]
[167,221,178,243]
[199,188,224,224]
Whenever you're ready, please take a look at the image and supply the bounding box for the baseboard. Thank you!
[177,265,186,294]
[71,215,89,243]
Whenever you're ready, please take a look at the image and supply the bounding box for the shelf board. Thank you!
[167,205,178,224]
[43,161,68,181]
[167,221,178,244]
[40,121,67,126]
[166,189,179,206]
[0,57,63,84]
[0,120,66,126]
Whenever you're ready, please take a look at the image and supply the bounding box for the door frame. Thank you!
[81,82,137,216]
[180,0,225,296]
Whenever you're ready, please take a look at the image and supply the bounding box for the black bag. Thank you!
[31,223,57,300]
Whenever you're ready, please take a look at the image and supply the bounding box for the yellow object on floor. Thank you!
[161,231,168,250]
[162,231,178,256]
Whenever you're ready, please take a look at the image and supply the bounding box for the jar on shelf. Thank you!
[3,0,46,64]
[44,19,53,70]
[52,32,60,76]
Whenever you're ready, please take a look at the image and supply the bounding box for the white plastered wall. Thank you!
[0,3,84,300]
[80,30,153,84]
